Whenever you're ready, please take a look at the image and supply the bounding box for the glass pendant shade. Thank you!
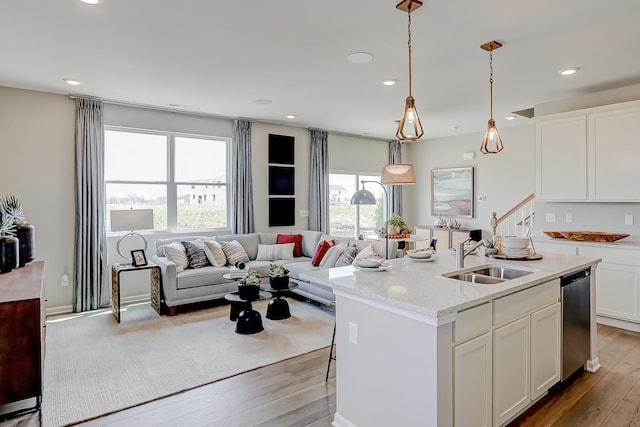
[350,189,377,205]
[395,96,424,141]
[480,119,503,154]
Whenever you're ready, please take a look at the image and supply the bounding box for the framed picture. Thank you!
[431,167,474,218]
[131,250,148,267]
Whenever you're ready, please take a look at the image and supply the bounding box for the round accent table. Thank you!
[224,290,271,334]
[261,282,299,320]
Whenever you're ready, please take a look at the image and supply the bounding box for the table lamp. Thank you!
[110,208,154,262]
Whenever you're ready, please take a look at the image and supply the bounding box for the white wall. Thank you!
[0,87,75,308]
[329,133,388,174]
[404,123,536,238]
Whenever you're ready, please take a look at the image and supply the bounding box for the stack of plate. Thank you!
[406,249,436,262]
[501,237,531,258]
[353,257,392,272]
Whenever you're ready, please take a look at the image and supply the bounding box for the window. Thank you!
[329,173,383,238]
[105,128,229,231]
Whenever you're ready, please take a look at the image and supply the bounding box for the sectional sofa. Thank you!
[151,230,401,314]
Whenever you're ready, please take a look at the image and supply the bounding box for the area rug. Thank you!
[41,299,334,427]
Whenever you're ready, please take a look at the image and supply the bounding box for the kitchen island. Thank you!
[301,251,601,427]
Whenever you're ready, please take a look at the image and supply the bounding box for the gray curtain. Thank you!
[309,129,329,232]
[74,98,109,312]
[231,119,254,234]
[389,139,403,216]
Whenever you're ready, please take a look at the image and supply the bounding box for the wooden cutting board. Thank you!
[559,231,630,242]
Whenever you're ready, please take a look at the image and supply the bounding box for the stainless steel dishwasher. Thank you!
[561,267,591,381]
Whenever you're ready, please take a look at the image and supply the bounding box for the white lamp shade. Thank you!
[110,209,154,232]
[381,164,416,185]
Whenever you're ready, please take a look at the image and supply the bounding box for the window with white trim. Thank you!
[104,127,229,231]
[329,173,383,238]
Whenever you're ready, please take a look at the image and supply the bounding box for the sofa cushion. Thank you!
[215,233,260,260]
[162,242,189,272]
[176,266,230,290]
[203,240,227,267]
[284,260,318,279]
[258,232,279,245]
[182,240,211,269]
[335,246,357,267]
[292,230,324,258]
[256,243,295,261]
[319,243,348,269]
[245,260,272,276]
[276,234,302,257]
[220,240,250,265]
[311,239,335,266]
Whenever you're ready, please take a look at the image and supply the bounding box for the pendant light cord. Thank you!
[489,50,494,120]
[407,3,413,97]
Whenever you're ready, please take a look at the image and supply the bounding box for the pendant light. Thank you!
[395,0,424,142]
[480,40,503,154]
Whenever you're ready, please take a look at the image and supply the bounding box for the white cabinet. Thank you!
[536,116,587,201]
[493,316,531,425]
[531,302,562,400]
[454,333,492,427]
[588,106,640,201]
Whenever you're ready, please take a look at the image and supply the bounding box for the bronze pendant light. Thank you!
[480,40,504,154]
[395,0,424,142]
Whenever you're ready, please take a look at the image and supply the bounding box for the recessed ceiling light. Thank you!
[286,115,296,119]
[347,52,374,64]
[383,79,397,86]
[63,78,81,86]
[254,99,272,105]
[558,67,579,76]
[80,0,103,4]
[505,115,516,120]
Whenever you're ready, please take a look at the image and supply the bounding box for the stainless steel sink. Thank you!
[467,267,533,280]
[448,273,505,284]
[442,265,534,284]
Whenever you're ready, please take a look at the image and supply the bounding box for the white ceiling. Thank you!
[2,0,640,140]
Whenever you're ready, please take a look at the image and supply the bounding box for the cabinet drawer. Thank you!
[494,280,560,326]
[454,302,492,344]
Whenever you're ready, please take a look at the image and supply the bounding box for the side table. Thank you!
[111,262,162,323]
[224,291,271,334]
[261,282,299,320]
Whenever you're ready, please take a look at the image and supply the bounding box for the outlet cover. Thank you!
[349,322,358,344]
[566,213,573,223]
[625,215,634,225]
[545,213,556,223]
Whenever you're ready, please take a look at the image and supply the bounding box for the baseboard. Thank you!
[46,294,150,317]
[332,412,357,427]
[597,315,640,333]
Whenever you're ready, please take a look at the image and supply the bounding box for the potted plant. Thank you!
[0,209,18,274]
[238,270,261,300]
[388,214,408,236]
[0,194,35,266]
[484,239,499,256]
[269,263,290,290]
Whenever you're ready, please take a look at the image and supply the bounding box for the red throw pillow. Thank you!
[277,233,303,257]
[311,239,335,266]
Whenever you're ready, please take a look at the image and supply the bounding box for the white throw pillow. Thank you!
[319,243,348,269]
[256,243,295,261]
[355,243,382,261]
[203,240,227,267]
[220,240,250,265]
[162,242,189,273]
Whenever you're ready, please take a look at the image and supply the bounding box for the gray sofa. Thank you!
[151,230,401,314]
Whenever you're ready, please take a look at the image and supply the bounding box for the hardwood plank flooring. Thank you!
[3,324,640,426]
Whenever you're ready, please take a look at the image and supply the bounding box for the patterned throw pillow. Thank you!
[220,240,250,265]
[256,243,295,261]
[334,246,357,267]
[182,240,211,269]
[162,242,189,273]
[203,240,227,267]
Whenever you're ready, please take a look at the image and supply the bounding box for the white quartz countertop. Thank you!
[300,250,600,320]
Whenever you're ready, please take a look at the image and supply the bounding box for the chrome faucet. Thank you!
[456,239,486,268]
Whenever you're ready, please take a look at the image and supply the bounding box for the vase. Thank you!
[0,235,19,274]
[15,222,35,267]
[388,226,398,236]
[238,284,260,300]
[269,274,289,290]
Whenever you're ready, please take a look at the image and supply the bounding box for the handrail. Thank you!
[491,192,535,236]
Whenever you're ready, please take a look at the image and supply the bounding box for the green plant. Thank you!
[485,239,497,249]
[388,213,408,229]
[269,263,289,277]
[239,270,261,286]
[0,194,25,225]
[0,211,16,236]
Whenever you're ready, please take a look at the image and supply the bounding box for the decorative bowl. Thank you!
[502,237,530,250]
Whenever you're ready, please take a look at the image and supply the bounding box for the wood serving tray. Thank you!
[559,231,630,243]
[543,231,566,239]
[488,253,543,261]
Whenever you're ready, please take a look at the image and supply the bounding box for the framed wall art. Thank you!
[431,167,474,218]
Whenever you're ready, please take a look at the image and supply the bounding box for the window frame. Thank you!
[104,125,231,232]
[329,170,383,239]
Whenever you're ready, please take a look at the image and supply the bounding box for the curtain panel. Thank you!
[309,129,329,233]
[231,119,254,234]
[74,98,109,312]
[389,139,403,216]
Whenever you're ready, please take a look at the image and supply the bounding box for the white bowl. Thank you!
[502,237,530,250]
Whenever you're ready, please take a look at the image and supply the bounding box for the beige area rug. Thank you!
[41,299,334,427]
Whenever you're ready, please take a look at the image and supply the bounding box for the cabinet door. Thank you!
[451,230,472,248]
[454,333,492,427]
[595,263,640,322]
[413,226,431,250]
[588,107,640,201]
[432,229,450,252]
[536,116,587,201]
[493,316,530,426]
[531,302,561,399]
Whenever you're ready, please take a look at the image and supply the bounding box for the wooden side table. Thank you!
[111,262,162,323]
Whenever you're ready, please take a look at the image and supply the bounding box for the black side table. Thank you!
[224,291,271,334]
[261,282,299,320]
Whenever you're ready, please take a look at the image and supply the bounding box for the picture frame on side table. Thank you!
[131,249,148,267]
[431,167,474,218]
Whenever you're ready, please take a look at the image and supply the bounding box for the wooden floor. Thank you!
[3,324,640,426]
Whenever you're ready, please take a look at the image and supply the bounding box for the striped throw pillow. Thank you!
[256,243,295,261]
[162,242,189,273]
[203,240,227,267]
[220,240,250,265]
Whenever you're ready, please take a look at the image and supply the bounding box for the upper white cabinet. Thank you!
[588,106,640,200]
[536,101,640,202]
[536,116,587,201]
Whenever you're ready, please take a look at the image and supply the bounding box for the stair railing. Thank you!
[491,193,535,238]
